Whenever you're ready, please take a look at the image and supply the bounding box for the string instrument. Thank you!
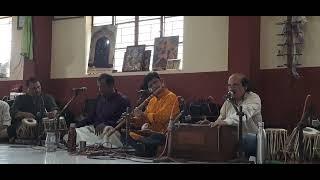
[107,87,162,137]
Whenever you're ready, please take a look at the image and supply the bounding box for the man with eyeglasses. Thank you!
[199,73,262,158]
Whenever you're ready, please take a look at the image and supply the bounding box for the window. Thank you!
[0,17,12,78]
[92,16,184,72]
[164,16,184,62]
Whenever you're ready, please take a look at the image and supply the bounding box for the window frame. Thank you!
[91,16,184,72]
[0,16,13,78]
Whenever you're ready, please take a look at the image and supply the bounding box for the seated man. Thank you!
[73,73,131,148]
[123,72,180,157]
[8,77,59,141]
[0,100,11,140]
[199,73,263,157]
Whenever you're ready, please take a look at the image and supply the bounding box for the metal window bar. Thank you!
[277,32,303,36]
[0,16,11,19]
[277,42,304,46]
[276,21,304,25]
[92,16,184,72]
[135,16,139,46]
[277,53,303,56]
[0,16,12,78]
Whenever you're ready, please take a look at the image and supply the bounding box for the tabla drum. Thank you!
[283,127,320,162]
[57,116,67,132]
[42,116,68,140]
[296,127,320,161]
[302,132,320,161]
[265,128,287,161]
[42,117,57,132]
[16,118,38,139]
[42,117,67,131]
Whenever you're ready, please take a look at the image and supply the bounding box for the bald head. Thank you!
[228,73,249,101]
[229,73,246,82]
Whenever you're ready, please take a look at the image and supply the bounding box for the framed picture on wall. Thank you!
[17,16,25,30]
[152,36,179,71]
[53,16,83,21]
[122,45,146,72]
[87,25,117,72]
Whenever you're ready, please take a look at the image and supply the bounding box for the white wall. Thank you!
[51,17,88,79]
[50,16,229,79]
[183,16,228,72]
[0,16,24,81]
[261,16,320,69]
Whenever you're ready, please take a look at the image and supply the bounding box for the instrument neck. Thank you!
[153,88,167,99]
[137,87,162,110]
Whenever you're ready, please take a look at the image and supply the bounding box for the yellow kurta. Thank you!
[145,88,180,133]
[130,88,179,140]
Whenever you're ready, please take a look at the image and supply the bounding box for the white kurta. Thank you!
[218,92,262,134]
[0,100,11,138]
[64,125,123,148]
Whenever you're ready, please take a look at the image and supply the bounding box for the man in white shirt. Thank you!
[211,74,262,133]
[214,73,262,157]
[199,73,262,157]
[0,100,11,139]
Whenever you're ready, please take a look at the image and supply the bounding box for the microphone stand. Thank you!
[228,99,248,163]
[124,107,130,151]
[53,89,82,147]
[153,110,184,163]
[36,95,47,146]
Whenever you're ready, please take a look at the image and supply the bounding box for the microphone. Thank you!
[137,89,150,94]
[225,90,235,101]
[178,96,189,123]
[178,96,185,112]
[177,97,192,123]
[72,87,87,92]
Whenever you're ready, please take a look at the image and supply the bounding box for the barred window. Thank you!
[92,16,184,72]
[0,16,12,78]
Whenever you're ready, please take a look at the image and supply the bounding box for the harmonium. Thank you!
[169,123,238,162]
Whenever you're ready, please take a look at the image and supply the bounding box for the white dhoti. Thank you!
[64,125,123,148]
[0,128,8,139]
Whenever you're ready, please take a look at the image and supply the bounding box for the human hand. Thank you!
[47,111,57,119]
[17,112,35,119]
[95,123,106,136]
[210,120,228,128]
[197,119,211,125]
[141,123,150,130]
[134,108,143,118]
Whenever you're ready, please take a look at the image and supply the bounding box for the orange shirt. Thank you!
[144,88,179,133]
[129,88,179,140]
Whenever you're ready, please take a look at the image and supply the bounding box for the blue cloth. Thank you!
[243,133,257,157]
[121,132,166,157]
[78,91,131,128]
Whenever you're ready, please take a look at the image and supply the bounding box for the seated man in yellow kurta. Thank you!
[121,72,179,157]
